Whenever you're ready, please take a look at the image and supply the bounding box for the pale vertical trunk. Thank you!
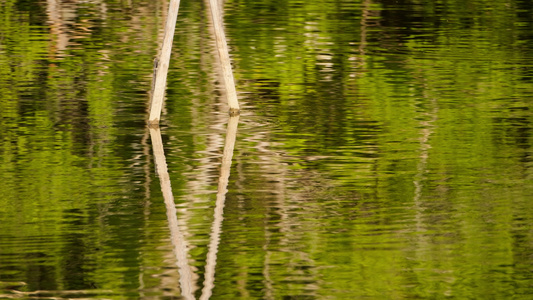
[208,0,240,113]
[149,0,182,124]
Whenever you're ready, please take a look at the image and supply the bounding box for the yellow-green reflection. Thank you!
[1,0,532,299]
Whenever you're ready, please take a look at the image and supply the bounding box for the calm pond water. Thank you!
[1,0,532,299]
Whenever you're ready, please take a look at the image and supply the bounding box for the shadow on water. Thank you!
[149,115,240,300]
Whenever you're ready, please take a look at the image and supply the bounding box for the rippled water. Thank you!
[1,0,532,299]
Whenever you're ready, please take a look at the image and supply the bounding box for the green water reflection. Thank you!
[1,0,532,299]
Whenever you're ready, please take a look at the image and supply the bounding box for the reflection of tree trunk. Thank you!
[140,130,152,202]
[201,115,240,300]
[262,213,275,300]
[412,94,438,230]
[46,0,69,55]
[138,129,151,298]
[46,0,108,58]
[411,94,439,292]
[357,0,380,68]
[359,0,369,58]
[149,126,196,300]
[230,128,320,298]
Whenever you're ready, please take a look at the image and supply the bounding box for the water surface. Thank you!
[0,0,532,299]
